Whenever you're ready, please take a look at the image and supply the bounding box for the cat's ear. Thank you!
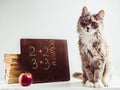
[96,10,104,20]
[82,6,89,16]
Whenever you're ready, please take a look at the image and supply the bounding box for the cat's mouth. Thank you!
[82,28,97,35]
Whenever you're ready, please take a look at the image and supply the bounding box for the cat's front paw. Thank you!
[103,82,109,87]
[94,81,104,88]
[86,80,94,88]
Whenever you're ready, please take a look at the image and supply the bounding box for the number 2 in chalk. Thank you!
[29,46,36,56]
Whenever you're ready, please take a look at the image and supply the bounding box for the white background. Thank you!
[0,0,120,81]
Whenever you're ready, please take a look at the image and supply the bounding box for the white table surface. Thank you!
[0,76,120,90]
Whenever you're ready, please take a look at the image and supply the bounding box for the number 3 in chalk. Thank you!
[31,58,38,70]
[44,58,50,70]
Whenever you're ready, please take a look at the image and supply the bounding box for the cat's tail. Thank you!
[72,72,83,80]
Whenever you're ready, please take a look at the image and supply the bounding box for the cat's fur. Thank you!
[73,6,111,88]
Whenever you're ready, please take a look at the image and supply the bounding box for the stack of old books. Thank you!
[4,54,24,83]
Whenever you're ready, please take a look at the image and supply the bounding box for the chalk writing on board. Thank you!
[29,40,56,71]
[21,39,70,83]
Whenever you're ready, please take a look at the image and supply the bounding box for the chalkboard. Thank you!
[20,39,70,83]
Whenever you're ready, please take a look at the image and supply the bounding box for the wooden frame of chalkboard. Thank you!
[20,39,70,83]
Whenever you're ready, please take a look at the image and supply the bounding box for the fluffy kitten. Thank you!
[73,6,111,88]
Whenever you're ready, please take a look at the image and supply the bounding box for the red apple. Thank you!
[19,72,33,86]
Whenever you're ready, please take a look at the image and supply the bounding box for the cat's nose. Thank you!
[87,27,90,30]
[87,27,90,32]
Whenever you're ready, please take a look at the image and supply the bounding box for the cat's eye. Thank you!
[80,21,86,27]
[80,19,91,27]
[91,22,98,29]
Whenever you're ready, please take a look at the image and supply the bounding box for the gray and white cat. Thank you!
[73,6,111,88]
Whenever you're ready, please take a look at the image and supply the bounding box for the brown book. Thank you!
[5,69,24,77]
[5,75,18,84]
[5,62,22,70]
[3,59,20,63]
[4,54,21,60]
